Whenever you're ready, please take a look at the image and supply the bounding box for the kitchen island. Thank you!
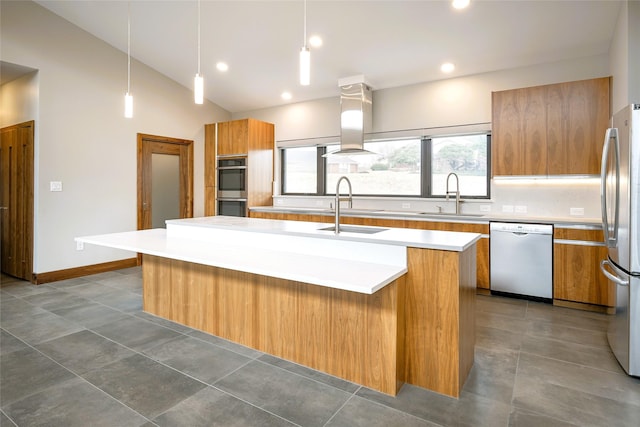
[77,216,480,397]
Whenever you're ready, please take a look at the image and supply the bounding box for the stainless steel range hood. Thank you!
[323,76,374,156]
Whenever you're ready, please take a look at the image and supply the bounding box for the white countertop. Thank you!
[250,206,603,228]
[166,216,481,252]
[77,216,480,295]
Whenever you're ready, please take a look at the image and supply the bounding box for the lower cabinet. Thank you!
[553,228,613,309]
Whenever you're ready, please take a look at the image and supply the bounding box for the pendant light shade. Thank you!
[299,0,310,86]
[124,92,133,118]
[194,73,204,104]
[299,46,310,86]
[194,0,204,104]
[124,2,133,118]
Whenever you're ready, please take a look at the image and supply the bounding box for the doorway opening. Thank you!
[1,121,35,282]
[137,134,194,231]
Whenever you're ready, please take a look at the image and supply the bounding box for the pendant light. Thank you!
[124,2,133,118]
[299,0,310,86]
[194,0,204,104]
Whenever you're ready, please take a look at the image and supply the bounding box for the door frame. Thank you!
[137,134,194,230]
[0,120,35,282]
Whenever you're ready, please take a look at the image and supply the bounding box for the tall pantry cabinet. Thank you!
[204,118,275,216]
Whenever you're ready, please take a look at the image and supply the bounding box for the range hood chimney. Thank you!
[324,75,373,156]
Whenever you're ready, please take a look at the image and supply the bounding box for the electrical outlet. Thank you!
[479,205,491,212]
[402,203,411,209]
[515,205,527,214]
[570,207,585,216]
[76,240,84,251]
[502,205,514,213]
[276,199,283,205]
[50,181,63,192]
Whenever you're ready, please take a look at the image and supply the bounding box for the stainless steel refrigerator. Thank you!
[600,103,640,377]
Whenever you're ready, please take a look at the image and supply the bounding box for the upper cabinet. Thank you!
[217,118,274,156]
[492,77,610,176]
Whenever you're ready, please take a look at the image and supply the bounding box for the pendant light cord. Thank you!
[197,0,201,75]
[127,1,131,93]
[303,0,307,48]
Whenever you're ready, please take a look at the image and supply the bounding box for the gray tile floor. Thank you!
[1,267,639,426]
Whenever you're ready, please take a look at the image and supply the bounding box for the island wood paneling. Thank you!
[142,254,404,395]
[403,247,475,397]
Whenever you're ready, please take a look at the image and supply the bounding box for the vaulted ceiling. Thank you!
[32,0,622,113]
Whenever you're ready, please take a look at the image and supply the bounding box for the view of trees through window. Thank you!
[326,139,421,195]
[281,133,489,198]
[431,134,488,197]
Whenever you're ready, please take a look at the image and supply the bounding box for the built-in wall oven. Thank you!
[217,156,247,217]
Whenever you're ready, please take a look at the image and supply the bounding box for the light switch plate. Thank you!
[50,181,63,192]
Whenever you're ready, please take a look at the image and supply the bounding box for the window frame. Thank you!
[280,133,491,199]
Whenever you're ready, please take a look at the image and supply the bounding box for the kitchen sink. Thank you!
[317,225,388,234]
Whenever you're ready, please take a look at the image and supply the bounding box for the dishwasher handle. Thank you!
[600,259,629,286]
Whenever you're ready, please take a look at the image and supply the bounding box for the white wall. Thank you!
[236,55,610,219]
[236,55,609,142]
[0,71,39,127]
[1,1,231,273]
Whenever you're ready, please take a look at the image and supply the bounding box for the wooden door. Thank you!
[0,121,34,281]
[137,134,193,230]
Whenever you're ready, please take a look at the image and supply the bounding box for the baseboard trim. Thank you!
[33,258,139,285]
[553,298,615,315]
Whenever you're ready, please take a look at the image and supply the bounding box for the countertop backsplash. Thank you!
[271,177,601,222]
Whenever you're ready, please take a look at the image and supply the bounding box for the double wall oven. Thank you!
[217,156,247,217]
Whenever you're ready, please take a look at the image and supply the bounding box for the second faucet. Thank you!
[334,176,353,234]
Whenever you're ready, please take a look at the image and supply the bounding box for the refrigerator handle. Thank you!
[600,259,629,286]
[600,127,619,246]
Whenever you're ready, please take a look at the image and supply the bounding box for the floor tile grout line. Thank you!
[0,327,156,425]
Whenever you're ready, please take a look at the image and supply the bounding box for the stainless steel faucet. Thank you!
[334,176,353,234]
[445,172,461,214]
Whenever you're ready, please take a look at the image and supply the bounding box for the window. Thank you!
[428,134,490,198]
[280,132,490,198]
[326,139,421,195]
[281,146,319,194]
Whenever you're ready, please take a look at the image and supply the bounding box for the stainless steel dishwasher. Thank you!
[490,222,553,301]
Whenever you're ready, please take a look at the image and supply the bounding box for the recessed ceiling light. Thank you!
[452,0,470,10]
[309,35,323,48]
[281,92,292,100]
[216,62,228,72]
[441,62,455,73]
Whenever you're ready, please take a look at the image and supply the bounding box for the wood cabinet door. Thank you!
[546,77,610,175]
[554,243,612,306]
[553,228,613,307]
[217,119,248,155]
[492,86,547,176]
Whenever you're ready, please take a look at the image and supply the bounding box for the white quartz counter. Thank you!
[77,216,480,295]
